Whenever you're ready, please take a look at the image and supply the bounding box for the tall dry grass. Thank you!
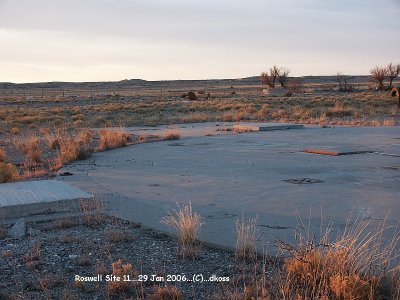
[80,198,105,227]
[17,135,42,163]
[98,128,131,150]
[163,129,181,141]
[235,215,259,261]
[0,162,20,183]
[53,128,93,164]
[273,217,400,299]
[163,203,202,258]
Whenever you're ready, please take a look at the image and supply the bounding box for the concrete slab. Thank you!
[56,124,400,253]
[304,148,372,156]
[0,180,92,219]
[233,122,304,132]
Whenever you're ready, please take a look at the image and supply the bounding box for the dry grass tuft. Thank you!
[39,274,65,289]
[55,234,80,244]
[80,198,105,227]
[40,127,94,164]
[0,162,20,183]
[0,148,6,162]
[24,242,43,270]
[275,218,400,299]
[163,203,202,258]
[107,259,136,294]
[149,286,183,300]
[235,216,259,261]
[98,128,131,150]
[0,218,6,240]
[11,127,20,135]
[58,128,93,163]
[106,230,134,243]
[383,118,397,126]
[76,255,91,267]
[17,136,42,163]
[163,129,181,141]
[51,218,80,230]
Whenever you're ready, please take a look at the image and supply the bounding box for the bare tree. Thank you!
[278,68,290,87]
[261,65,280,88]
[336,72,345,90]
[336,72,353,92]
[386,63,400,89]
[370,66,387,90]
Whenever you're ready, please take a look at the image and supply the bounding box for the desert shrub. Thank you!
[57,128,93,163]
[325,101,353,117]
[106,230,134,243]
[11,127,20,135]
[163,129,180,141]
[0,162,20,183]
[17,136,42,163]
[187,91,197,100]
[163,203,202,258]
[149,286,183,300]
[107,260,136,294]
[0,148,5,162]
[98,128,131,150]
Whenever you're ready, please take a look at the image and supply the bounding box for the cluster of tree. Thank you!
[370,63,400,91]
[260,65,290,88]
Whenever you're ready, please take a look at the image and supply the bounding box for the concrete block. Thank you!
[233,123,304,132]
[0,180,93,219]
[8,218,26,238]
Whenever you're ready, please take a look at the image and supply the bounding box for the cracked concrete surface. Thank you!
[58,123,400,252]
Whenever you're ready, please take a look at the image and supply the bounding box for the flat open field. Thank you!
[0,76,399,136]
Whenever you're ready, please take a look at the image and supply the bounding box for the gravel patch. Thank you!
[0,216,268,299]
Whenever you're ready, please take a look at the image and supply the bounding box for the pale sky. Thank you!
[0,0,399,83]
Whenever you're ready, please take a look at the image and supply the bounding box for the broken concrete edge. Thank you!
[233,123,304,132]
[303,149,372,156]
[0,204,279,260]
[0,197,96,220]
[8,218,26,239]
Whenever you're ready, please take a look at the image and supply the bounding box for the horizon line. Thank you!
[1,73,372,85]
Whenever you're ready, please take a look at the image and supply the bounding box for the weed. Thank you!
[235,216,259,261]
[76,255,91,267]
[0,162,19,183]
[149,286,183,300]
[163,129,181,141]
[107,259,136,294]
[163,203,202,258]
[80,198,104,227]
[275,218,400,299]
[98,128,131,150]
[0,148,5,162]
[17,136,42,163]
[106,230,134,243]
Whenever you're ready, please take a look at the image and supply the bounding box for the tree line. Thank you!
[260,63,400,92]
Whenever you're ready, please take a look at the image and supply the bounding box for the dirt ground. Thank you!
[0,215,265,300]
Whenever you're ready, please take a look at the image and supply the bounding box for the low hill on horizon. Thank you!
[0,75,371,89]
